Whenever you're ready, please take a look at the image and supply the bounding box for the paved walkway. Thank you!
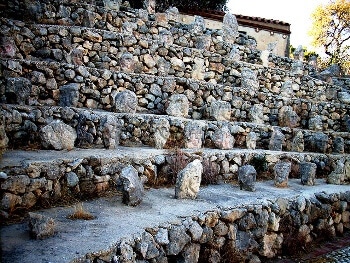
[1,180,350,263]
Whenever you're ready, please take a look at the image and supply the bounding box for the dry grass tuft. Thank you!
[67,203,95,220]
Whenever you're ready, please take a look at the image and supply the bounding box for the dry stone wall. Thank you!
[70,192,350,262]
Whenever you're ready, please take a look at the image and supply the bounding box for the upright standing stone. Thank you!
[40,120,77,150]
[333,137,344,154]
[119,53,135,73]
[152,118,170,149]
[327,160,345,185]
[210,100,231,121]
[114,90,138,113]
[143,0,156,14]
[241,68,259,96]
[185,122,205,149]
[293,45,304,61]
[291,131,304,152]
[246,132,258,150]
[229,45,241,61]
[274,162,291,188]
[166,94,189,118]
[300,162,317,186]
[238,165,257,192]
[103,0,122,10]
[119,165,144,206]
[249,104,265,124]
[28,212,55,239]
[100,115,121,149]
[311,132,328,153]
[269,129,285,151]
[291,60,304,75]
[59,83,80,107]
[175,159,203,199]
[190,16,206,35]
[308,115,323,131]
[222,13,239,45]
[212,126,235,150]
[279,106,300,128]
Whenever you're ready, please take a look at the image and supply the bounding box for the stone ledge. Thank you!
[1,180,349,262]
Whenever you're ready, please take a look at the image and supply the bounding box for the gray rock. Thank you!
[210,100,231,121]
[0,172,8,180]
[269,129,285,151]
[175,159,203,199]
[212,126,235,150]
[223,13,239,44]
[166,94,189,118]
[144,0,156,14]
[249,104,265,124]
[100,115,121,149]
[103,0,122,10]
[59,83,80,107]
[327,160,345,185]
[5,77,31,105]
[338,92,350,104]
[66,172,79,187]
[308,115,323,131]
[184,122,205,149]
[28,212,55,239]
[152,118,170,149]
[119,53,135,73]
[333,137,345,153]
[166,7,179,22]
[114,90,138,113]
[300,162,317,186]
[310,132,329,153]
[135,232,159,259]
[40,120,77,150]
[291,131,304,152]
[166,225,191,255]
[274,162,291,188]
[279,106,300,128]
[119,165,144,206]
[238,165,257,192]
[291,60,304,75]
[241,68,259,93]
[190,16,206,35]
[246,132,258,150]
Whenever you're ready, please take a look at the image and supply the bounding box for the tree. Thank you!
[309,0,350,74]
[128,0,228,12]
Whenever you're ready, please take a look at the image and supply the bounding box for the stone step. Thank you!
[2,104,350,154]
[0,16,317,79]
[1,59,349,133]
[1,179,349,263]
[1,146,350,221]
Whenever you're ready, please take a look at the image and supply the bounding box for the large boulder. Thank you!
[40,120,76,150]
[119,165,144,206]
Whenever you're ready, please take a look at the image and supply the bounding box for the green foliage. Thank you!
[309,0,350,74]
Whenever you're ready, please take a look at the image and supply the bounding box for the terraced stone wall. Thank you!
[70,191,350,262]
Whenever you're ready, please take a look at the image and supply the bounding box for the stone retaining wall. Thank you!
[71,191,350,262]
[1,59,349,132]
[2,104,350,153]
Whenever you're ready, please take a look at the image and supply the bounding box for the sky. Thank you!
[226,0,330,51]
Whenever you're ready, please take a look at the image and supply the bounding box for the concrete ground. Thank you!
[1,179,349,263]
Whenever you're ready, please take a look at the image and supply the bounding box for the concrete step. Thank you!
[2,104,350,153]
[1,146,349,220]
[1,178,349,263]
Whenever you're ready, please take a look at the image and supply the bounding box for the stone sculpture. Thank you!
[249,104,265,124]
[184,122,204,149]
[175,159,203,199]
[119,165,144,206]
[114,90,138,113]
[299,162,317,186]
[210,100,231,121]
[40,120,77,150]
[59,83,80,107]
[222,13,239,45]
[152,118,170,149]
[291,131,304,152]
[269,129,285,151]
[212,125,235,150]
[100,115,121,149]
[274,161,291,187]
[28,212,55,239]
[238,165,257,192]
[166,94,189,118]
[327,160,345,185]
[246,132,258,150]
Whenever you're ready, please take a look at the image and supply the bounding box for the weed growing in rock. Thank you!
[67,203,95,220]
[167,147,189,184]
